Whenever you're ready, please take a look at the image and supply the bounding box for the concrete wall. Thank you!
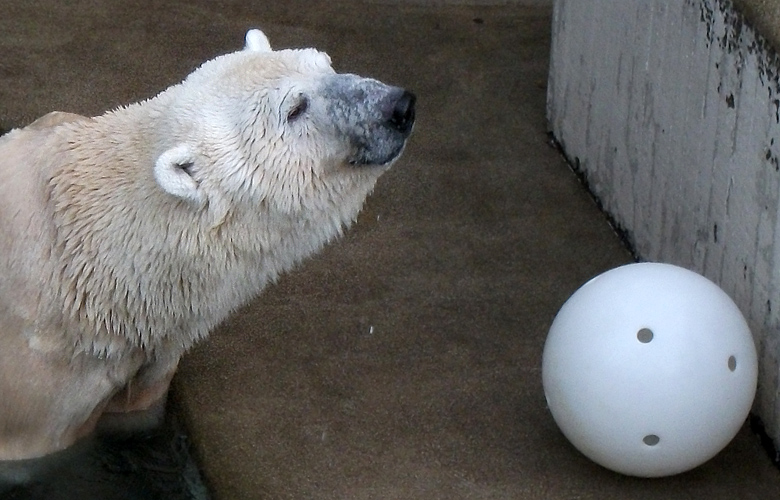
[547,0,780,445]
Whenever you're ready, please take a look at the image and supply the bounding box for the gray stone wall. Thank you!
[548,0,780,445]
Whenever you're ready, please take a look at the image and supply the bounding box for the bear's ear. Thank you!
[245,29,272,52]
[154,144,205,205]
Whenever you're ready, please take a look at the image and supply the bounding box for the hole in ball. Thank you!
[728,355,737,372]
[643,434,660,446]
[637,328,654,343]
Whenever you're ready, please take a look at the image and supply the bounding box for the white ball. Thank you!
[542,263,758,477]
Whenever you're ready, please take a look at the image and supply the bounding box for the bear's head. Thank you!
[153,29,416,220]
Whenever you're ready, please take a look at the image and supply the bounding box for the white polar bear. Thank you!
[0,29,415,460]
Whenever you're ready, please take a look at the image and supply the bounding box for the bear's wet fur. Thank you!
[0,29,415,461]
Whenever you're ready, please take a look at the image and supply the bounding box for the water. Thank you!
[0,415,209,500]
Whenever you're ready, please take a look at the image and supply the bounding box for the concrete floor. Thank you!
[2,1,780,499]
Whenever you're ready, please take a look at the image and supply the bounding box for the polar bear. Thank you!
[0,29,415,460]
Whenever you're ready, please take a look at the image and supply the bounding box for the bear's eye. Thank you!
[287,96,309,122]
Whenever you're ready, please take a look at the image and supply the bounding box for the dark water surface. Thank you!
[0,415,209,500]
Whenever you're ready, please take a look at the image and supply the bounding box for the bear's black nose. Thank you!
[388,90,416,135]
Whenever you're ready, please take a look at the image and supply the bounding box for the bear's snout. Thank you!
[387,90,416,136]
[321,77,416,167]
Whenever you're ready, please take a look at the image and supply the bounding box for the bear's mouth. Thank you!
[347,135,409,167]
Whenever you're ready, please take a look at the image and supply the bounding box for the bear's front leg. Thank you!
[97,356,179,435]
[0,330,140,461]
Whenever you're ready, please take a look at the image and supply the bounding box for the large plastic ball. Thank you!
[542,263,758,477]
